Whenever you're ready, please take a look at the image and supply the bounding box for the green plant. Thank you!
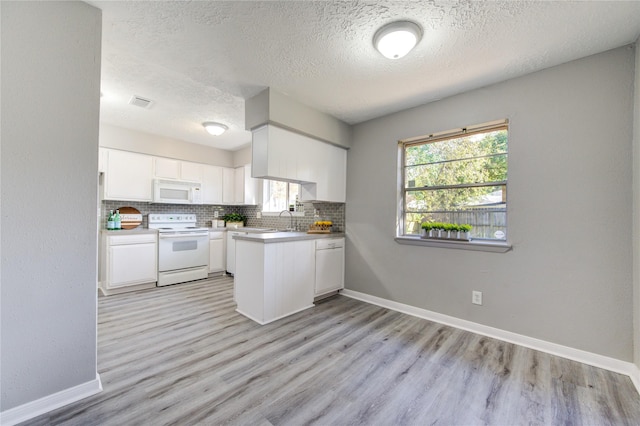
[421,222,434,230]
[222,213,247,223]
[459,224,472,232]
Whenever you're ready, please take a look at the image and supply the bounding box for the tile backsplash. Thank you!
[101,200,345,231]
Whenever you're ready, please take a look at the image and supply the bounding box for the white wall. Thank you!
[233,146,252,168]
[100,123,234,167]
[347,46,635,361]
[1,1,102,411]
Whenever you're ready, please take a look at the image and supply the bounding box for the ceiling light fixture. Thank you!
[202,122,228,136]
[373,21,422,59]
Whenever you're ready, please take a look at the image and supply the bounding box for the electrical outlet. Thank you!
[472,291,483,305]
[214,211,219,218]
[256,212,262,219]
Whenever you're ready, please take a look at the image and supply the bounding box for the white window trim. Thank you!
[397,119,510,252]
[395,235,511,252]
[262,180,301,213]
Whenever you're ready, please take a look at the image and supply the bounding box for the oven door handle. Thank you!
[159,232,209,239]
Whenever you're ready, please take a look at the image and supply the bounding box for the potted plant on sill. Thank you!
[432,222,444,238]
[421,222,435,238]
[222,213,247,228]
[458,224,472,241]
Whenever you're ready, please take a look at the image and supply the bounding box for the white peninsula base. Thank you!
[235,237,315,324]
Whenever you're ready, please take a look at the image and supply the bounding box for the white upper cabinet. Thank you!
[234,164,261,205]
[222,167,235,204]
[253,124,346,202]
[103,149,154,201]
[154,158,203,182]
[180,161,203,182]
[154,157,181,179]
[202,165,223,204]
[101,148,256,205]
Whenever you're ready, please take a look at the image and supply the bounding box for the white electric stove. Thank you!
[149,214,209,286]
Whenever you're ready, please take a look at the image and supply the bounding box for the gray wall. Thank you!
[1,1,102,410]
[346,46,635,361]
[245,88,352,148]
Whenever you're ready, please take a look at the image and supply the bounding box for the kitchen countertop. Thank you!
[233,231,345,243]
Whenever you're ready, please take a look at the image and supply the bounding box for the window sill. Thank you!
[261,211,306,217]
[395,236,512,253]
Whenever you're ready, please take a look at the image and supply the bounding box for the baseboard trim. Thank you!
[0,374,102,426]
[341,289,640,395]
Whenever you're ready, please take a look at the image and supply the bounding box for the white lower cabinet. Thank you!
[235,239,315,324]
[209,231,226,273]
[100,232,158,295]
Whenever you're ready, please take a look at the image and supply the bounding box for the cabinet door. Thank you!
[202,165,223,204]
[315,246,345,296]
[104,150,154,201]
[98,148,107,173]
[209,238,225,273]
[222,167,235,204]
[234,166,245,204]
[108,242,157,288]
[154,157,180,179]
[181,161,203,182]
[270,240,315,319]
[243,164,261,205]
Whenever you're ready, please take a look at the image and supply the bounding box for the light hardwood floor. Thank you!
[23,276,640,425]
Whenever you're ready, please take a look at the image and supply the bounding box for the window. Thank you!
[399,119,508,241]
[262,180,300,213]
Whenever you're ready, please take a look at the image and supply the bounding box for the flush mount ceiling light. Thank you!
[373,21,422,59]
[202,122,228,136]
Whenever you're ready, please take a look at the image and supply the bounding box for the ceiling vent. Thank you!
[129,95,153,109]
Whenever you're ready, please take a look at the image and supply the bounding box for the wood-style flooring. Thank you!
[23,276,640,425]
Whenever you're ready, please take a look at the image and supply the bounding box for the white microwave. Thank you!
[153,179,202,204]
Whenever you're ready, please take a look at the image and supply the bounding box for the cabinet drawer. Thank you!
[316,238,344,250]
[109,233,157,245]
[209,231,225,240]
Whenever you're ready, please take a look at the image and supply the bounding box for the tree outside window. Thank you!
[400,122,508,240]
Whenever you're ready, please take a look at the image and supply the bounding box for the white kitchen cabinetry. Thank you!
[301,143,347,203]
[315,238,345,297]
[154,158,203,182]
[100,232,157,295]
[103,149,154,201]
[222,167,235,204]
[98,148,107,173]
[154,157,181,179]
[235,239,315,324]
[252,125,306,182]
[252,124,347,202]
[180,161,203,182]
[202,165,223,204]
[209,231,226,274]
[234,164,261,205]
[226,230,242,274]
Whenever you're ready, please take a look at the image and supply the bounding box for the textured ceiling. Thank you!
[91,1,640,151]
